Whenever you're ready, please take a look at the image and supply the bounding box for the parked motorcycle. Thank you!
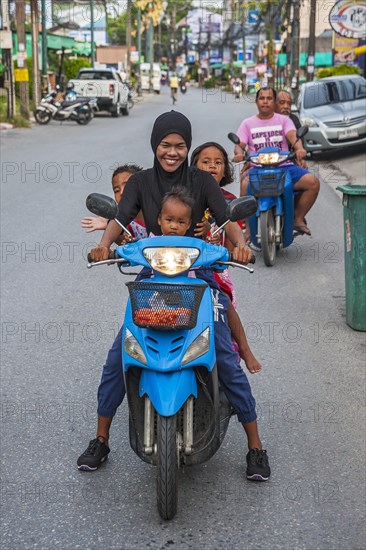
[229,127,308,266]
[85,193,257,520]
[34,91,97,125]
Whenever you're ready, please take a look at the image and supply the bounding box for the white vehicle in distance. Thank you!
[140,63,161,93]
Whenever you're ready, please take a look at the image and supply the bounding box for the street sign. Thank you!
[14,69,29,82]
[329,0,366,39]
[247,10,259,25]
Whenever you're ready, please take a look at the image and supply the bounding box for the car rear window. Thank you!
[304,78,366,108]
[78,71,115,80]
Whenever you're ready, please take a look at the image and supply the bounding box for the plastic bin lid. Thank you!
[336,184,366,195]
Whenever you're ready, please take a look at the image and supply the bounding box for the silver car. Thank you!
[295,75,366,154]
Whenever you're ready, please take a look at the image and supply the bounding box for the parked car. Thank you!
[294,75,366,155]
[70,68,130,117]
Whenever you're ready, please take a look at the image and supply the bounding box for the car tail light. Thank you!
[109,83,114,96]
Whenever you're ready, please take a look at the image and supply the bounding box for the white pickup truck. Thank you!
[70,68,129,117]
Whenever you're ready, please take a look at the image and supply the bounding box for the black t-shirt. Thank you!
[290,112,301,130]
[115,167,229,237]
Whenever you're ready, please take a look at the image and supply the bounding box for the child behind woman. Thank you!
[191,142,261,374]
[81,163,147,240]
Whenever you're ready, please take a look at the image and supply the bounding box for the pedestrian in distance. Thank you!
[169,73,179,105]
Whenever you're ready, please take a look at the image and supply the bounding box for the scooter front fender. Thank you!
[139,368,197,416]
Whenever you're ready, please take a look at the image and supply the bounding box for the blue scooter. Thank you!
[229,127,308,266]
[86,193,257,520]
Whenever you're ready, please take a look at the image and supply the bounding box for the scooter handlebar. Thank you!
[87,249,117,263]
[229,252,256,265]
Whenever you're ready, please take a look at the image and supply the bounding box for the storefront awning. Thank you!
[277,52,333,67]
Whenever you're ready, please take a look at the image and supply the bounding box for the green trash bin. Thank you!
[337,185,366,331]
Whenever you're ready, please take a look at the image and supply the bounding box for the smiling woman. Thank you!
[155,134,188,172]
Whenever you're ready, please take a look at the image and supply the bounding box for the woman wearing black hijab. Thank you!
[80,111,270,481]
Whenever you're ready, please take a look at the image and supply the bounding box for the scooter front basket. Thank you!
[249,169,286,197]
[126,281,207,330]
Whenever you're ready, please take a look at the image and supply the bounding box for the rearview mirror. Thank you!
[226,196,257,221]
[227,132,240,145]
[86,193,117,220]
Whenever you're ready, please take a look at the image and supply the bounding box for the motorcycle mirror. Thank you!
[226,196,257,221]
[86,193,117,220]
[228,132,240,145]
[296,126,309,139]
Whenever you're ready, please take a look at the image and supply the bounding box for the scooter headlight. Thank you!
[143,247,200,276]
[124,328,147,365]
[252,153,287,164]
[182,328,210,365]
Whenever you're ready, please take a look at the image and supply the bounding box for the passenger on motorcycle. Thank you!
[80,111,271,481]
[64,81,78,102]
[234,87,319,236]
[190,141,262,374]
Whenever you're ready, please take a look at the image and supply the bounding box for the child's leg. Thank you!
[242,419,262,449]
[226,301,261,373]
[96,415,113,444]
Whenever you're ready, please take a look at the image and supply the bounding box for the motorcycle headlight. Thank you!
[143,247,200,276]
[301,117,318,128]
[124,328,147,365]
[182,328,210,365]
[255,152,281,164]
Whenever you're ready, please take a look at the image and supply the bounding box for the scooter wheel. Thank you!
[260,209,276,266]
[35,109,51,124]
[156,414,178,520]
[76,106,93,125]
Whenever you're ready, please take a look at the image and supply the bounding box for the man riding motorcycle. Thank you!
[234,87,319,236]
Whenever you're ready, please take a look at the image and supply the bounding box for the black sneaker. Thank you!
[246,449,271,481]
[77,438,110,471]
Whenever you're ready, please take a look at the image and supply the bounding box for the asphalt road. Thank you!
[1,86,365,550]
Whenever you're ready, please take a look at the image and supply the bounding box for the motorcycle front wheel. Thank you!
[156,414,178,520]
[76,106,93,125]
[260,209,276,266]
[35,109,51,124]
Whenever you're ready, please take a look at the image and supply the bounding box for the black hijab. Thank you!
[150,110,192,196]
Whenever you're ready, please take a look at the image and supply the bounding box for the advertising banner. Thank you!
[329,0,366,39]
[333,34,360,63]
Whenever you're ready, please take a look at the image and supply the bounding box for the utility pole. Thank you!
[41,0,47,79]
[126,0,132,78]
[1,0,16,117]
[30,0,41,107]
[90,0,95,67]
[15,0,30,118]
[307,0,316,81]
[137,7,142,96]
[207,14,212,78]
[291,0,300,97]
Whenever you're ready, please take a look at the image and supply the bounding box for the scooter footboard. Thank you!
[139,369,198,417]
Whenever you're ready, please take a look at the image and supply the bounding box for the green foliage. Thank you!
[204,77,216,89]
[64,58,91,80]
[0,96,31,127]
[107,13,127,45]
[317,64,361,79]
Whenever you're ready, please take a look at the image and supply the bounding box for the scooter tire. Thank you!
[156,414,178,520]
[76,106,93,125]
[260,209,276,266]
[35,109,52,124]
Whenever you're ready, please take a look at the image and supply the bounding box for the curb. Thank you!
[0,122,15,130]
